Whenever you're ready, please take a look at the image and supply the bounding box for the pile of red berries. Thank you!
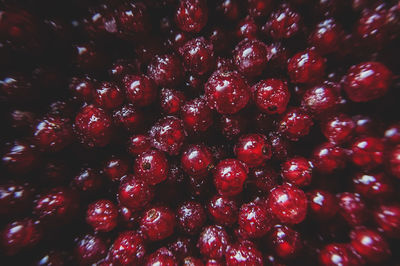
[1,0,400,265]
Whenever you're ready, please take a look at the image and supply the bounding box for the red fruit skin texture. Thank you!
[252,78,290,115]
[266,224,302,259]
[113,104,143,132]
[134,149,169,185]
[147,54,184,88]
[197,225,229,260]
[75,234,107,265]
[123,74,157,107]
[72,167,103,193]
[337,192,367,226]
[350,228,391,263]
[225,240,263,266]
[118,177,154,211]
[321,114,355,144]
[93,81,124,110]
[146,247,178,266]
[109,231,146,265]
[301,84,339,116]
[234,134,271,168]
[267,183,308,224]
[33,116,73,152]
[181,98,214,134]
[160,88,186,115]
[344,62,392,102]
[181,144,214,178]
[127,134,151,156]
[103,156,129,182]
[183,257,203,266]
[247,0,273,18]
[213,158,248,197]
[351,137,384,169]
[205,70,250,115]
[279,108,314,141]
[384,123,400,144]
[352,172,393,200]
[74,105,113,148]
[389,144,400,178]
[307,190,338,220]
[117,2,149,35]
[319,243,361,266]
[287,49,326,84]
[263,4,301,40]
[374,204,400,238]
[250,165,279,192]
[312,143,346,174]
[175,0,208,33]
[281,156,313,187]
[0,183,33,216]
[86,199,118,232]
[208,195,239,226]
[309,18,343,55]
[2,140,38,174]
[140,206,175,241]
[238,201,274,238]
[179,37,215,76]
[177,201,206,235]
[233,39,269,78]
[220,113,247,140]
[150,116,186,156]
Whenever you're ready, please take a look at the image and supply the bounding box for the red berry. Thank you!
[233,39,268,78]
[374,204,400,238]
[234,133,271,168]
[123,74,157,107]
[33,116,73,152]
[118,176,154,211]
[179,37,215,76]
[307,190,338,220]
[352,172,393,200]
[279,108,314,141]
[384,123,400,144]
[321,114,355,144]
[93,81,124,110]
[236,16,259,40]
[287,49,326,84]
[2,140,38,174]
[103,156,129,182]
[181,144,214,178]
[263,4,301,40]
[281,157,313,187]
[75,234,107,265]
[198,225,229,260]
[312,143,346,174]
[140,206,176,241]
[69,76,96,102]
[301,85,339,116]
[249,165,279,192]
[177,201,206,235]
[0,183,33,216]
[160,88,186,115]
[351,137,384,169]
[86,199,118,232]
[134,149,169,185]
[175,0,208,33]
[113,104,144,132]
[350,228,391,263]
[220,113,247,140]
[247,0,273,18]
[252,79,290,115]
[109,231,146,265]
[266,224,302,259]
[72,167,103,193]
[225,240,263,266]
[238,201,274,238]
[117,2,149,35]
[309,18,344,55]
[213,159,248,197]
[147,54,184,88]
[319,243,361,266]
[207,195,239,226]
[337,192,367,226]
[181,98,214,133]
[389,144,400,178]
[127,134,151,156]
[146,247,178,266]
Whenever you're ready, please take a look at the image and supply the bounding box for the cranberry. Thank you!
[205,70,250,114]
[263,4,302,40]
[279,108,314,141]
[197,225,229,260]
[307,190,338,220]
[113,104,143,132]
[281,157,313,187]
[177,201,206,235]
[74,105,113,148]
[319,243,361,266]
[2,140,37,174]
[160,88,186,115]
[213,159,248,197]
[389,144,400,178]
[175,0,208,33]
[351,136,384,169]
[236,16,259,40]
[252,79,290,115]
[301,85,339,117]
[239,201,274,238]
[117,2,149,35]
[181,144,214,178]
[127,134,151,156]
[352,172,393,200]
[140,206,176,241]
[147,54,184,88]
[72,167,103,193]
[207,195,239,226]
[75,234,107,265]
[344,62,392,102]
[103,156,129,182]
[337,192,367,226]
[312,143,346,174]
[267,183,308,224]
[266,224,302,259]
[374,204,400,238]
[181,98,214,133]
[1,219,42,255]
[123,74,157,107]
[93,82,124,110]
[109,231,146,265]
[233,39,268,78]
[118,177,154,211]
[69,76,96,102]
[234,134,271,168]
[249,165,279,192]
[350,228,391,263]
[309,18,344,55]
[179,37,215,76]
[134,149,169,185]
[321,114,355,144]
[146,247,178,266]
[287,49,326,84]
[225,240,263,266]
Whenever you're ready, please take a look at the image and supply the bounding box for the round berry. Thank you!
[140,206,176,241]
[181,144,214,178]
[287,49,326,84]
[266,224,302,259]
[225,241,263,266]
[177,201,206,235]
[207,195,239,226]
[123,74,157,107]
[179,37,215,76]
[198,225,229,260]
[351,137,384,169]
[213,159,248,197]
[109,231,146,265]
[93,81,124,110]
[233,39,268,78]
[175,0,208,33]
[181,98,214,133]
[238,201,274,238]
[281,157,313,187]
[374,204,400,238]
[252,79,290,115]
[118,177,154,211]
[279,108,314,141]
[234,134,271,168]
[350,228,390,263]
[86,199,118,232]
[147,54,184,88]
[134,149,168,185]
[307,190,338,220]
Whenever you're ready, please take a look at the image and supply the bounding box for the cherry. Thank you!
[249,165,279,192]
[177,201,206,235]
[225,240,263,266]
[118,176,154,211]
[108,231,146,265]
[287,49,326,84]
[389,144,400,178]
[183,257,203,266]
[175,0,208,33]
[123,74,157,107]
[69,76,96,102]
[213,159,248,197]
[266,224,302,259]
[117,2,149,35]
[374,204,400,238]
[234,134,271,168]
[356,7,391,48]
[197,225,229,260]
[134,149,169,185]
[179,37,215,76]
[236,16,259,40]
[217,0,241,21]
[93,82,124,110]
[281,156,313,187]
[160,88,186,115]
[384,123,400,144]
[247,0,273,18]
[75,234,107,265]
[252,79,290,115]
[0,183,33,216]
[301,85,339,117]
[238,201,274,238]
[307,190,338,220]
[233,39,269,78]
[181,144,214,178]
[140,206,176,241]
[181,98,214,134]
[263,4,302,40]
[337,192,367,226]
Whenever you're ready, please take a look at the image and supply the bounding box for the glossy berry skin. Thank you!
[146,247,178,266]
[267,225,302,259]
[344,62,392,102]
[225,241,263,266]
[123,74,157,107]
[220,113,247,140]
[279,108,314,141]
[337,192,367,226]
[86,199,117,232]
[103,156,129,182]
[307,190,338,220]
[356,8,390,48]
[374,204,400,238]
[183,257,203,266]
[352,172,393,200]
[321,114,355,144]
[147,54,184,88]
[264,4,301,40]
[197,225,229,260]
[160,89,186,115]
[287,49,326,84]
[175,0,208,33]
[249,166,279,192]
[238,201,274,238]
[181,144,214,178]
[234,134,271,168]
[389,144,400,178]
[118,177,154,211]
[236,16,259,40]
[33,116,73,152]
[93,82,124,110]
[72,167,103,193]
[247,0,273,18]
[281,157,313,187]
[205,70,250,114]
[74,105,113,148]
[233,39,268,78]
[267,183,307,224]
[1,219,42,256]
[75,234,107,265]
[301,85,339,116]
[213,159,248,197]
[217,0,241,21]
[252,79,290,115]
[179,37,215,76]
[140,206,175,241]
[181,98,214,133]
[350,228,390,263]
[309,18,343,55]
[149,116,186,156]
[384,124,400,144]
[109,231,146,265]
[351,137,384,169]
[127,134,151,156]
[117,2,149,35]
[177,201,206,235]
[0,183,33,216]
[113,104,143,133]
[134,149,169,185]
[312,143,346,174]
[319,243,361,266]
[2,140,37,174]
[207,195,239,226]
